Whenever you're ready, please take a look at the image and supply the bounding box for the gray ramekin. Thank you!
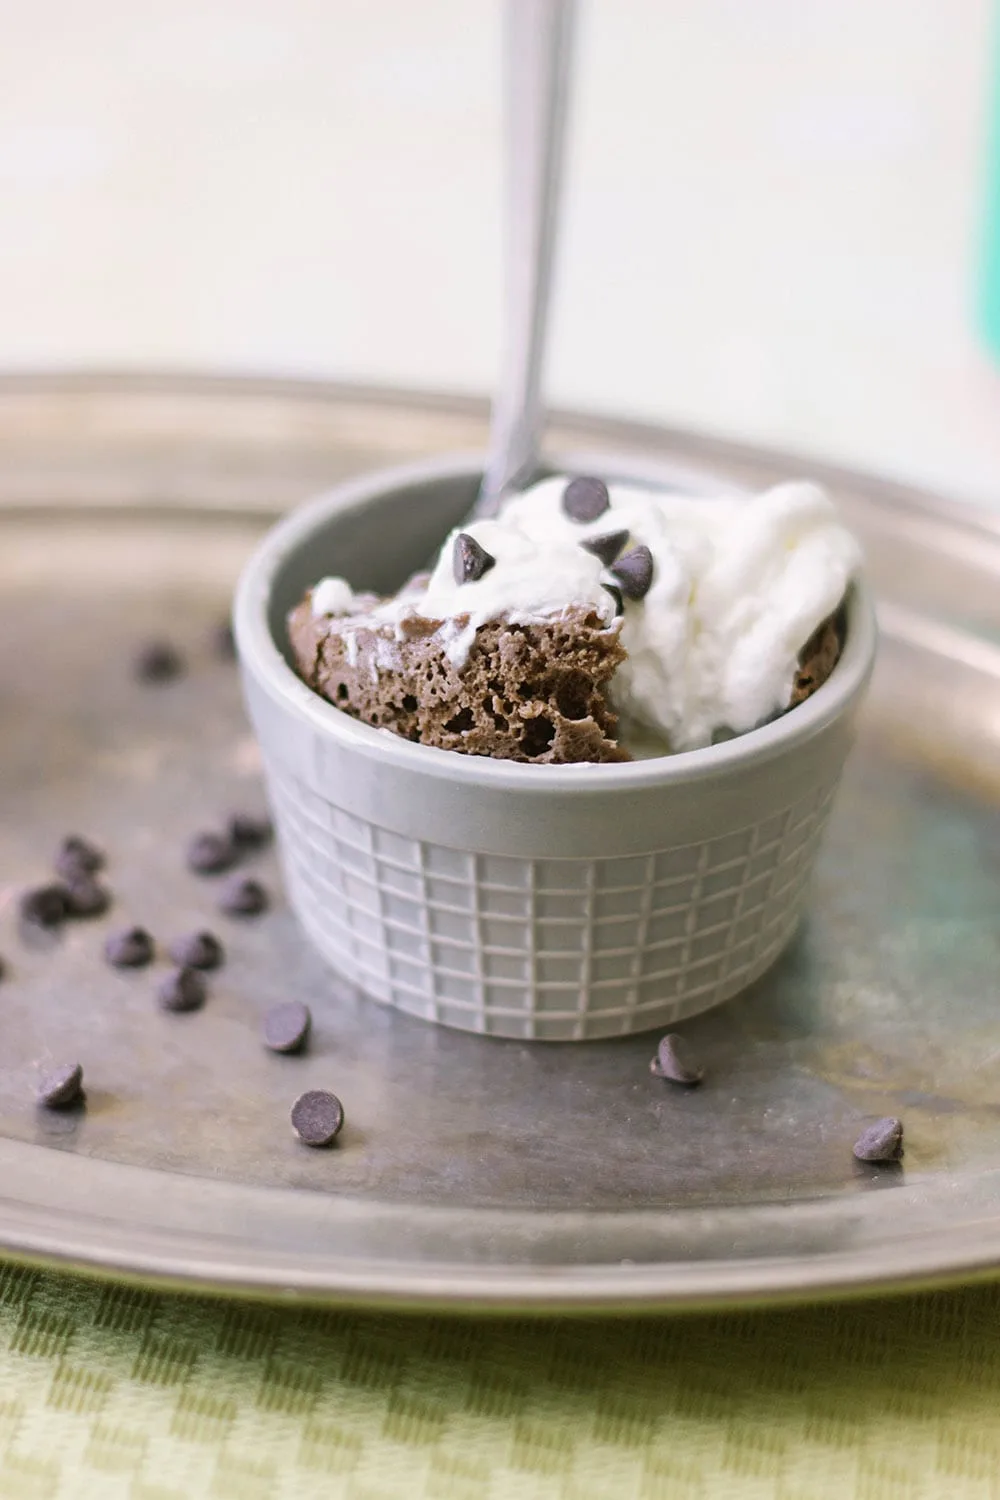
[234,454,876,1042]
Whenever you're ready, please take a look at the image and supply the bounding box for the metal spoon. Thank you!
[472,0,577,520]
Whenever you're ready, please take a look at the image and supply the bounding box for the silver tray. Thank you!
[3,371,1000,1312]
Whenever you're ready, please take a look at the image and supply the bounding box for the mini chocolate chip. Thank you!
[214,620,236,660]
[291,1089,343,1147]
[157,966,206,1013]
[228,812,273,850]
[63,877,111,919]
[853,1117,904,1163]
[601,583,625,617]
[104,926,154,968]
[219,875,269,917]
[581,529,629,566]
[650,1033,704,1086]
[186,831,236,875]
[562,476,610,523]
[135,641,184,683]
[168,930,224,971]
[37,1062,84,1109]
[263,1001,311,1054]
[20,884,69,929]
[610,544,654,601]
[55,834,104,880]
[453,532,496,586]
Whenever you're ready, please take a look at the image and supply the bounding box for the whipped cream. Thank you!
[417,514,617,664]
[310,512,617,668]
[309,474,861,753]
[311,576,357,619]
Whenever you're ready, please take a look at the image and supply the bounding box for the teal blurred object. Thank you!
[984,7,1000,356]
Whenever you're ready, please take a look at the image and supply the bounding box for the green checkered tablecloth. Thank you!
[1,1268,999,1498]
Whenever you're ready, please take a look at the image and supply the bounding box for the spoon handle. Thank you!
[475,0,577,518]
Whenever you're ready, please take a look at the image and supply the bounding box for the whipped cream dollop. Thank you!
[310,474,861,752]
[416,513,618,663]
[310,511,617,668]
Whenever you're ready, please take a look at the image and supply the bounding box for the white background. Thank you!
[2,0,999,504]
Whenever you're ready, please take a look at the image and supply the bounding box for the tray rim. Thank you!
[1,365,997,535]
[6,1135,1000,1313]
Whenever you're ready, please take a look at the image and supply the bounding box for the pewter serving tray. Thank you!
[2,373,1000,1312]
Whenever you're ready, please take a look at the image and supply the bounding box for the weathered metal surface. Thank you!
[0,374,997,1309]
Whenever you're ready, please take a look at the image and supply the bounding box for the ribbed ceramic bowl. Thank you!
[235,454,876,1041]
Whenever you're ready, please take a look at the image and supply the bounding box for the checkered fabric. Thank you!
[0,1267,998,1498]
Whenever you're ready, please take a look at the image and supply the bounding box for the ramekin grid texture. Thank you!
[269,767,836,1041]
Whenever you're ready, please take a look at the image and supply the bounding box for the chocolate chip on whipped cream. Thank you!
[609,544,654,601]
[581,529,629,567]
[453,532,496,586]
[562,475,611,523]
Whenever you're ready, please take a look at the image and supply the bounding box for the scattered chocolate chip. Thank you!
[291,1089,343,1147]
[650,1033,704,1086]
[0,956,5,981]
[63,876,111,919]
[135,641,184,683]
[228,812,273,851]
[562,476,610,523]
[601,583,625,617]
[853,1117,904,1163]
[263,1001,311,1054]
[37,1062,84,1109]
[581,529,629,566]
[453,532,496,586]
[20,884,69,929]
[219,875,269,917]
[186,831,236,875]
[55,834,104,880]
[104,926,155,968]
[214,620,236,660]
[157,966,207,1013]
[168,930,224,971]
[610,544,655,601]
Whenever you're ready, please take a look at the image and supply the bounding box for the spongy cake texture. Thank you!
[288,601,630,764]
